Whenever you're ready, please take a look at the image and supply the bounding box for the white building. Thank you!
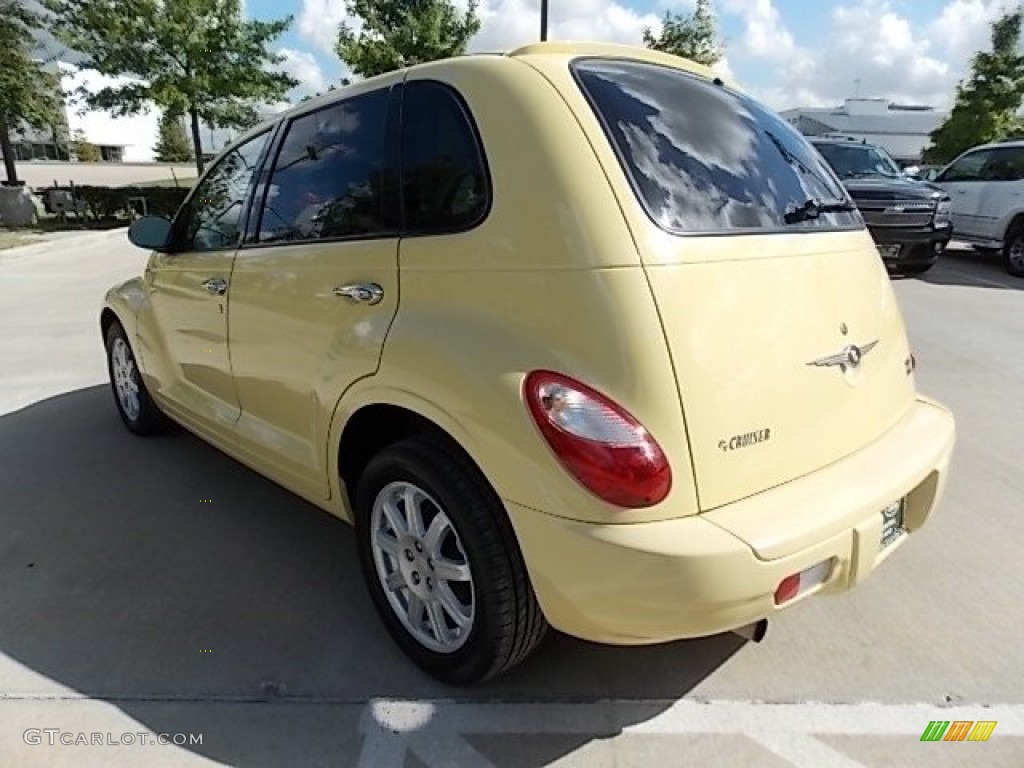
[780,99,947,164]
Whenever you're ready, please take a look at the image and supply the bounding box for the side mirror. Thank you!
[127,215,173,251]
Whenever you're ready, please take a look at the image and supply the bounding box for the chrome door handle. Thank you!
[202,277,228,296]
[334,283,383,305]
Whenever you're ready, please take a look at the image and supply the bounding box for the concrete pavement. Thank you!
[1,236,1022,766]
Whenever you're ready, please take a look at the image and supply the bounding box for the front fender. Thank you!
[101,276,148,362]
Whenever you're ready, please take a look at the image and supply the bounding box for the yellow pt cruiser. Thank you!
[102,42,956,684]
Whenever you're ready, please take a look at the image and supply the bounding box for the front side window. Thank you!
[571,58,859,234]
[937,149,994,183]
[812,142,903,180]
[400,80,489,233]
[174,130,271,252]
[257,89,392,243]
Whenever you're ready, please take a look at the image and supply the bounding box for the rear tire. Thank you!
[354,435,547,685]
[1003,224,1024,277]
[105,321,169,436]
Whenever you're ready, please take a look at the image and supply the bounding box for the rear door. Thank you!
[569,58,917,511]
[226,84,401,497]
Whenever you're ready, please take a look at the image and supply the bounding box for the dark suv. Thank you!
[810,137,952,275]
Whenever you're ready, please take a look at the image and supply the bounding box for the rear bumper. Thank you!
[507,397,955,644]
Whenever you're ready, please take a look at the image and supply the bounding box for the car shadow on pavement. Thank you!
[911,247,1024,290]
[0,386,746,767]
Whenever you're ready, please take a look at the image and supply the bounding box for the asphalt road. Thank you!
[1,233,1022,767]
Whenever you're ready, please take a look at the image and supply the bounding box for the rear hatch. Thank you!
[570,58,917,511]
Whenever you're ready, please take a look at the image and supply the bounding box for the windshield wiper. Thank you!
[784,197,857,224]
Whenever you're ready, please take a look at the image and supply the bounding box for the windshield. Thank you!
[570,58,860,234]
[812,142,903,179]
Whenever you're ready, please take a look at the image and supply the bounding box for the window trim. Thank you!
[243,84,402,250]
[568,56,863,238]
[398,78,493,239]
[166,125,278,254]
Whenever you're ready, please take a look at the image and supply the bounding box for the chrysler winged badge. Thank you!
[807,340,879,372]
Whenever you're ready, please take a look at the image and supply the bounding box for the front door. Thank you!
[974,145,1024,240]
[143,129,273,435]
[936,147,994,239]
[227,83,402,496]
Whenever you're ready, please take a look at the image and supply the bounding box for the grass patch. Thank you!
[0,229,44,250]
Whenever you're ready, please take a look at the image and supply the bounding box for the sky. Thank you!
[59,0,1021,160]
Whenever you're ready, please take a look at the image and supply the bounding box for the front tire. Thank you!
[354,436,547,685]
[899,262,935,276]
[104,321,169,435]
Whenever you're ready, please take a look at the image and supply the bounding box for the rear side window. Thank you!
[571,58,860,234]
[257,89,393,243]
[979,146,1024,182]
[400,80,489,233]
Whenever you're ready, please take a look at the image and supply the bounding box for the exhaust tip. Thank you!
[731,618,768,644]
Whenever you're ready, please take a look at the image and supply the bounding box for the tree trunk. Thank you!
[0,122,20,185]
[189,109,205,177]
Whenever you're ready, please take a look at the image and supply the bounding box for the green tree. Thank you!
[924,10,1024,164]
[71,128,100,161]
[336,0,481,79]
[153,109,194,162]
[44,0,298,175]
[643,0,723,67]
[0,0,64,184]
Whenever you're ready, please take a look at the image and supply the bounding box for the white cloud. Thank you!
[470,0,661,52]
[722,0,1007,111]
[61,67,160,161]
[297,0,353,56]
[277,47,327,96]
[722,0,800,61]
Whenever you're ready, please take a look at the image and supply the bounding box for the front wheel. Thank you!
[354,436,547,685]
[899,262,935,276]
[105,321,169,435]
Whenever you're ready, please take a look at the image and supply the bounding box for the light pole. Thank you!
[540,0,548,41]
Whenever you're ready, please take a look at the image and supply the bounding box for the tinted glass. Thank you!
[812,142,902,179]
[176,130,271,251]
[401,81,489,233]
[258,89,392,243]
[979,146,1024,181]
[572,59,859,233]
[938,149,993,182]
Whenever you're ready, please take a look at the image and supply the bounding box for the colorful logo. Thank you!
[920,720,997,742]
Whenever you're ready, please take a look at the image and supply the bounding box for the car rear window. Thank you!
[571,58,861,234]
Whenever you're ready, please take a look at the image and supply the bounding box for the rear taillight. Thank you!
[524,371,671,508]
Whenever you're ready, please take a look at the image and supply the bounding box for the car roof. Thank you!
[962,139,1024,153]
[810,137,878,148]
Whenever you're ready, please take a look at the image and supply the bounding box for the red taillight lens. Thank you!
[774,574,801,605]
[524,370,671,508]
